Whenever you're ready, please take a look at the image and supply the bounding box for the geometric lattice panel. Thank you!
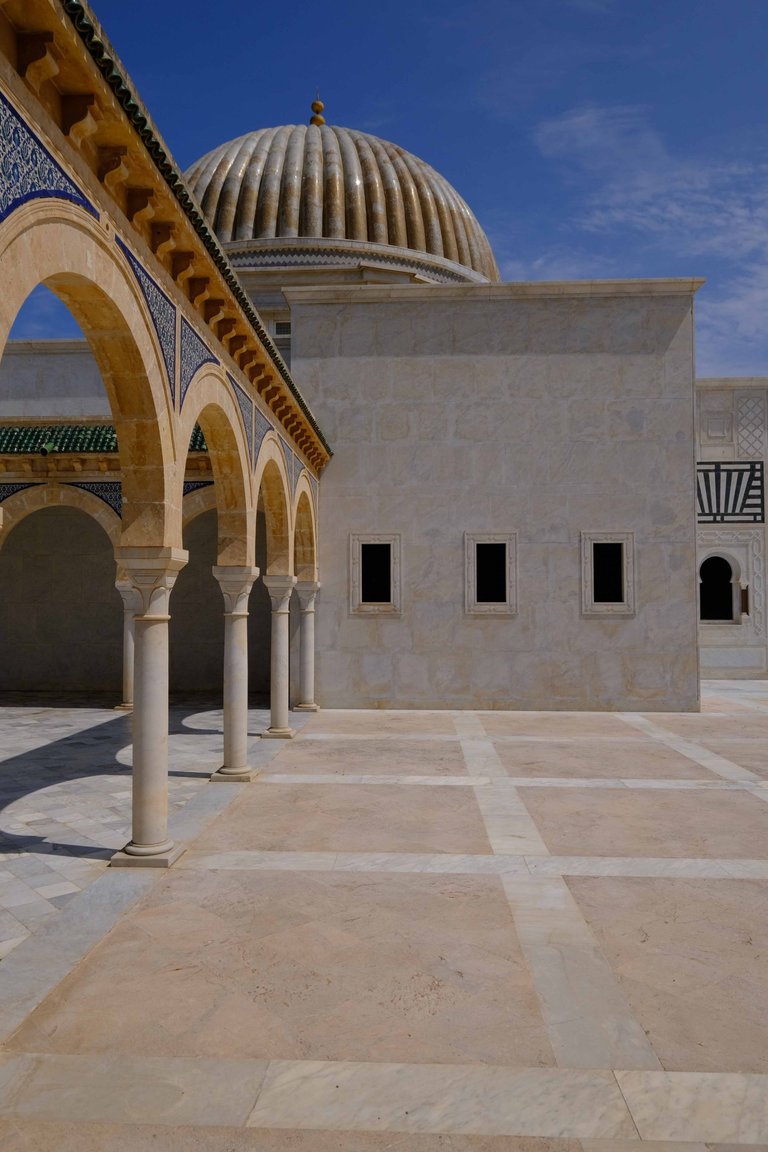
[736,393,767,459]
[697,461,764,523]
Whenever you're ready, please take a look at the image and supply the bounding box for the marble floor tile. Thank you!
[8,870,553,1067]
[473,783,550,856]
[494,739,714,780]
[618,724,759,786]
[264,737,468,775]
[500,876,661,1070]
[0,1118,585,1151]
[0,1053,268,1126]
[480,714,633,739]
[303,711,458,736]
[616,1070,768,1142]
[567,877,768,1073]
[192,783,492,855]
[246,1061,636,1137]
[520,787,768,858]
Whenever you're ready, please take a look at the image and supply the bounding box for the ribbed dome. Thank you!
[185,125,499,284]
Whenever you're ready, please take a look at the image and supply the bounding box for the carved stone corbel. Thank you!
[61,93,98,145]
[126,187,155,225]
[97,145,129,194]
[17,31,59,90]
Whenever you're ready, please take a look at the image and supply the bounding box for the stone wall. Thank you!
[288,281,701,711]
[0,341,109,420]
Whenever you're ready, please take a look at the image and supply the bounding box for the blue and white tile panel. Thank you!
[278,435,300,497]
[0,482,43,505]
[254,407,273,463]
[179,317,218,411]
[0,92,96,224]
[67,481,122,516]
[183,480,214,498]
[227,373,254,463]
[115,238,176,404]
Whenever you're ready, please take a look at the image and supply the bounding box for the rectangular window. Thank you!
[592,542,624,603]
[361,543,392,603]
[274,320,292,337]
[350,534,401,615]
[581,532,635,616]
[476,542,507,602]
[465,533,517,615]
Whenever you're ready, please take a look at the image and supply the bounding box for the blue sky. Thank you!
[13,0,768,376]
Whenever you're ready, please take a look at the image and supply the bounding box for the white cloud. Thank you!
[533,103,768,374]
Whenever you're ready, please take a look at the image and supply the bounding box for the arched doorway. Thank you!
[699,555,736,622]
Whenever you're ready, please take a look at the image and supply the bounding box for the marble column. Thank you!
[262,574,297,738]
[111,547,187,867]
[211,565,259,782]
[114,578,142,710]
[294,580,320,712]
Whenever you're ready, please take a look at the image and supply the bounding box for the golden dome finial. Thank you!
[310,93,325,127]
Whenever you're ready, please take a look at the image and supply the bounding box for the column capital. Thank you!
[114,577,143,614]
[114,547,188,616]
[213,565,259,615]
[295,579,321,611]
[263,573,297,613]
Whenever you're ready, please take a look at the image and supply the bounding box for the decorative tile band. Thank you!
[228,374,253,463]
[0,482,43,504]
[115,237,176,403]
[183,480,214,497]
[0,91,96,224]
[67,481,122,516]
[254,407,273,465]
[179,317,218,410]
[278,435,298,496]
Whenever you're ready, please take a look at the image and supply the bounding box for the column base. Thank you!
[113,703,133,712]
[262,727,296,739]
[210,768,257,783]
[110,842,186,868]
[294,703,319,712]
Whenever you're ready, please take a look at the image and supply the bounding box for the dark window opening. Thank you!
[361,543,391,603]
[592,542,624,603]
[275,320,292,336]
[476,542,507,603]
[700,555,734,621]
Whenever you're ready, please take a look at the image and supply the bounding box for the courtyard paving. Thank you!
[0,682,767,1147]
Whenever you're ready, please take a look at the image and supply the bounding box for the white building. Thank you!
[3,104,761,709]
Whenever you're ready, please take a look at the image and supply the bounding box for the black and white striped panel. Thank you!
[697,461,764,523]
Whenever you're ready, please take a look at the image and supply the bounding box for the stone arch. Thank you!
[182,483,217,528]
[293,475,317,581]
[177,369,254,566]
[0,483,121,553]
[699,551,741,622]
[254,435,292,575]
[0,202,176,547]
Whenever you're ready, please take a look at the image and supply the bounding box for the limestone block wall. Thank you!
[695,377,768,677]
[0,341,109,420]
[287,281,701,711]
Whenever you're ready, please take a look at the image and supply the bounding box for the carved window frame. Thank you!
[464,532,518,616]
[581,532,635,617]
[349,533,401,616]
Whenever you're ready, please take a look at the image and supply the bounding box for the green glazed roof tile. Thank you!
[0,424,208,453]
